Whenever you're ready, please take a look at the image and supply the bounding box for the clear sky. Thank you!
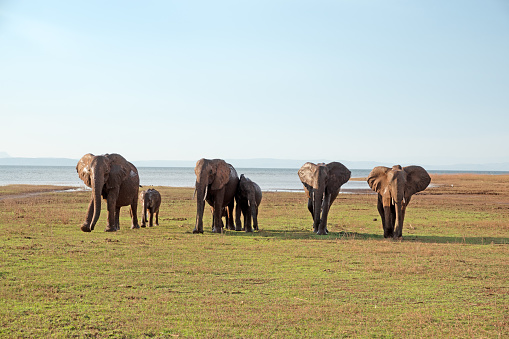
[1,0,508,166]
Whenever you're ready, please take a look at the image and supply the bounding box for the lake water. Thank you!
[0,166,507,192]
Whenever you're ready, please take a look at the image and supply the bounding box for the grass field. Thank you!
[0,175,508,338]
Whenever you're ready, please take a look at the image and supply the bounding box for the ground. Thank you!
[0,174,507,338]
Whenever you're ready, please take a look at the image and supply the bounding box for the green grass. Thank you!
[0,182,508,338]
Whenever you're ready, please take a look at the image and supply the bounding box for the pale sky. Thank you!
[1,1,508,166]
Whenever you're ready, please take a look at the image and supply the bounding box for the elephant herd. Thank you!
[76,153,431,239]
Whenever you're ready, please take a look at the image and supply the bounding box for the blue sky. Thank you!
[1,0,508,166]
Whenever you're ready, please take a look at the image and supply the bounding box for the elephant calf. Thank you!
[235,174,262,232]
[139,188,161,227]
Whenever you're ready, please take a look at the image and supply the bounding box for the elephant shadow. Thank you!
[223,229,509,245]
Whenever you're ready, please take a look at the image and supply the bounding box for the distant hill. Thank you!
[0,157,507,172]
[0,157,78,166]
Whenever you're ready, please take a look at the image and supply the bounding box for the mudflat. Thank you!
[0,174,507,337]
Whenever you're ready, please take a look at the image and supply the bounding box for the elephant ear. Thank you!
[326,162,351,192]
[211,160,231,190]
[367,166,391,194]
[403,166,431,196]
[298,162,318,190]
[76,153,95,187]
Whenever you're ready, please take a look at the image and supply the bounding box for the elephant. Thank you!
[367,165,431,239]
[76,153,140,232]
[139,188,161,227]
[298,162,351,235]
[235,174,262,232]
[194,158,239,234]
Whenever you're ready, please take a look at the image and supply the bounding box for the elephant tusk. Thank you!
[403,197,406,205]
[193,187,197,200]
[203,185,208,202]
[392,197,395,206]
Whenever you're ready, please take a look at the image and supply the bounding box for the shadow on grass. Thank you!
[223,229,509,245]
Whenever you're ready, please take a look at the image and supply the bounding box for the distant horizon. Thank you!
[0,154,508,172]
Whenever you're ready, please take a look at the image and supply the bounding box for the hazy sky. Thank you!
[1,1,508,166]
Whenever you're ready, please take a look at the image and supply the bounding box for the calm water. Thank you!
[1,166,507,192]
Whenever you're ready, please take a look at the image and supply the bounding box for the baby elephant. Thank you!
[235,174,262,232]
[139,189,161,227]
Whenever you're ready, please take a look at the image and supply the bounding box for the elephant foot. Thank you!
[245,228,253,233]
[193,228,203,234]
[81,224,92,232]
[235,226,242,231]
[212,227,223,233]
[316,229,328,235]
[105,226,117,232]
[131,224,140,229]
[140,224,146,228]
[155,223,159,227]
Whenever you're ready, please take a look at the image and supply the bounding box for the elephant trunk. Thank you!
[394,202,404,239]
[313,188,324,233]
[194,181,207,233]
[90,174,104,231]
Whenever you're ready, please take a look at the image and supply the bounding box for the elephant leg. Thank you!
[105,198,117,232]
[212,191,225,233]
[253,206,259,231]
[130,201,139,229]
[149,209,154,227]
[115,206,121,230]
[235,197,243,231]
[227,201,236,231]
[155,210,159,226]
[317,194,330,235]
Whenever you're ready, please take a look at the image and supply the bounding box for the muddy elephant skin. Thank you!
[76,153,140,232]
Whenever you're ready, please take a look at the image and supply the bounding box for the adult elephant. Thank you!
[298,162,351,235]
[367,165,431,239]
[194,158,239,234]
[76,153,140,232]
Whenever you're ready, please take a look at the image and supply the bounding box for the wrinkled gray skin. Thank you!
[194,158,239,234]
[298,162,351,235]
[139,188,161,227]
[235,174,262,232]
[367,165,431,239]
[76,153,140,232]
